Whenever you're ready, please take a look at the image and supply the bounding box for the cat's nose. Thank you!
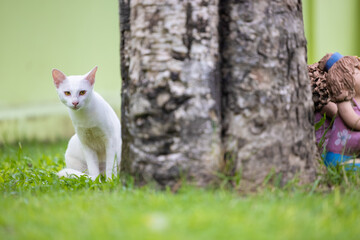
[72,101,79,106]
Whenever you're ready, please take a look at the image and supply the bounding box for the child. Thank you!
[311,52,360,169]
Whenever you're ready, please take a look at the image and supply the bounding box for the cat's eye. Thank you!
[79,90,87,96]
[64,91,71,96]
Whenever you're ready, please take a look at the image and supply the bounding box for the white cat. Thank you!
[52,66,121,180]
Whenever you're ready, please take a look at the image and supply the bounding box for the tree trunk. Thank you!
[120,0,316,187]
[220,0,316,188]
[120,0,222,186]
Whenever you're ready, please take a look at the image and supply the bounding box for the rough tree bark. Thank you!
[120,0,222,185]
[120,0,316,187]
[220,0,316,188]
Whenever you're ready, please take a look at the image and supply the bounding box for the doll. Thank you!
[308,60,337,149]
[311,52,360,169]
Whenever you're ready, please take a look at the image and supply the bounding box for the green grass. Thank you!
[1,141,360,240]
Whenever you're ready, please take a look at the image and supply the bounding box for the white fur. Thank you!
[53,67,121,180]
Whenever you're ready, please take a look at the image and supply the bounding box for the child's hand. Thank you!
[338,101,360,130]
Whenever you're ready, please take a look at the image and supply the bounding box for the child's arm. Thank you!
[320,102,338,119]
[338,101,360,130]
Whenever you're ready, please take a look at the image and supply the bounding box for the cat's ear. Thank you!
[85,66,98,86]
[52,69,67,88]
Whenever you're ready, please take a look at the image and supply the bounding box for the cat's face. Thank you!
[52,66,97,111]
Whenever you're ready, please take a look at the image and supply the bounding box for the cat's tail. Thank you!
[57,168,86,178]
[57,168,98,181]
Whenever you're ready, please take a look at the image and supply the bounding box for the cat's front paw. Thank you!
[89,175,102,183]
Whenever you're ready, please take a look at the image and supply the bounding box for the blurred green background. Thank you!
[303,0,360,64]
[0,0,119,142]
[0,0,359,143]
